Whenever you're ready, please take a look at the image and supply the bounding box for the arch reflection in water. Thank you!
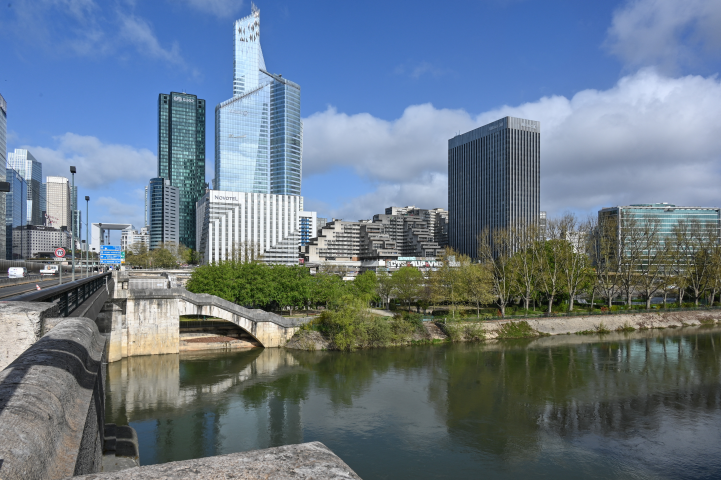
[105,327,721,479]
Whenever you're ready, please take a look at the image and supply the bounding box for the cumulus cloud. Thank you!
[118,13,186,67]
[181,0,244,18]
[303,69,721,219]
[23,133,156,189]
[605,0,721,72]
[96,196,144,227]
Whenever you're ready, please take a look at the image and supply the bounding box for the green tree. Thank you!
[350,271,378,305]
[392,266,423,311]
[376,270,395,310]
[460,260,494,317]
[430,248,465,318]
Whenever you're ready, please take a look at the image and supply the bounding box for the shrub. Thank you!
[615,321,635,332]
[595,322,611,334]
[443,322,485,342]
[496,321,540,339]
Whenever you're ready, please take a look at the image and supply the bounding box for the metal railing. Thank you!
[7,272,112,317]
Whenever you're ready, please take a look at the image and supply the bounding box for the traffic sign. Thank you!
[54,247,66,258]
[100,245,122,264]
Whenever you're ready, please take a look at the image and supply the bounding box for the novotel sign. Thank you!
[214,195,239,202]
[173,96,195,103]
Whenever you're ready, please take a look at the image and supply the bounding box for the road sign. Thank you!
[100,245,122,264]
[54,247,66,258]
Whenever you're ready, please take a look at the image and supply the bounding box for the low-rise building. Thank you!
[121,227,150,253]
[12,225,71,259]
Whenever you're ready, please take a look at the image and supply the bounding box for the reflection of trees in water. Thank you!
[434,332,721,458]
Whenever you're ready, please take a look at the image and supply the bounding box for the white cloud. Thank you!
[23,133,156,189]
[303,69,721,219]
[96,196,144,227]
[394,61,448,79]
[605,0,721,72]
[181,0,244,18]
[118,13,186,67]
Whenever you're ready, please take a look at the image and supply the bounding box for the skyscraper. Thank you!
[7,149,42,226]
[158,92,206,249]
[448,116,540,258]
[0,94,7,256]
[148,178,180,250]
[45,176,71,230]
[6,168,27,259]
[215,3,302,196]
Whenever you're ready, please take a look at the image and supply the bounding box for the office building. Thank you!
[215,3,302,196]
[158,91,206,249]
[301,220,362,263]
[196,190,302,264]
[598,203,721,261]
[148,178,180,250]
[7,149,42,225]
[448,116,540,258]
[121,227,150,253]
[6,168,27,259]
[40,183,47,225]
[0,94,7,256]
[299,211,317,247]
[13,225,71,258]
[45,176,71,230]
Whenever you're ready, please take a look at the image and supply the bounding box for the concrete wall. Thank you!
[0,317,106,479]
[0,301,59,370]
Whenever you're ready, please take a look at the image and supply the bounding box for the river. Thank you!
[105,326,721,479]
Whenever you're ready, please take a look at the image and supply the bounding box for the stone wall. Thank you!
[0,301,59,371]
[0,317,106,479]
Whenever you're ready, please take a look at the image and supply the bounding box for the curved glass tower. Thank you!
[215,3,302,196]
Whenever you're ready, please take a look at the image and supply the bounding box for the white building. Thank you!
[196,190,302,264]
[45,176,71,229]
[121,227,150,253]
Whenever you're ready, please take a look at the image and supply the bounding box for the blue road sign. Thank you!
[100,245,122,264]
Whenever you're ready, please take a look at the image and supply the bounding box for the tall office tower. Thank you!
[6,168,27,259]
[215,3,302,196]
[40,182,46,225]
[45,176,71,230]
[0,94,7,256]
[148,178,180,250]
[158,92,206,250]
[71,184,81,237]
[448,116,540,258]
[7,149,42,225]
[144,185,149,227]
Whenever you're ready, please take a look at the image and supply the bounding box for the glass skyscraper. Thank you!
[158,92,206,249]
[0,94,7,256]
[215,3,302,196]
[7,149,42,226]
[448,116,541,258]
[6,168,27,259]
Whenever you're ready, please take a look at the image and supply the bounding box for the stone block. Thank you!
[0,301,59,370]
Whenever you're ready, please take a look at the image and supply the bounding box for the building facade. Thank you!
[215,4,302,196]
[121,227,150,253]
[13,225,71,258]
[7,149,42,226]
[196,190,302,264]
[0,94,7,257]
[148,178,180,250]
[6,168,27,259]
[448,116,541,258]
[158,92,206,250]
[299,211,317,247]
[45,176,71,230]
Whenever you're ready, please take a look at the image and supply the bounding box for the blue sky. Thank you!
[2,0,721,244]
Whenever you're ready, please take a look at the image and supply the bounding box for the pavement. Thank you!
[0,273,93,299]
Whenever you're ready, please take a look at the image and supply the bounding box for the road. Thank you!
[0,273,93,300]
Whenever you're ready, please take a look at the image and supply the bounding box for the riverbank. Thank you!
[285,309,721,350]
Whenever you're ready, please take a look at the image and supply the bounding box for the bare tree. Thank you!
[591,214,622,308]
[477,227,515,317]
[558,213,593,312]
[634,216,666,309]
[685,219,718,306]
[669,220,692,306]
[510,222,541,311]
[616,214,646,306]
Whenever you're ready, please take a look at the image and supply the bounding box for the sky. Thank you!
[2,0,721,244]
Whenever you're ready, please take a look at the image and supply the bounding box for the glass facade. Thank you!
[448,117,541,258]
[215,4,301,196]
[158,92,206,249]
[7,149,42,226]
[6,168,27,259]
[0,94,7,256]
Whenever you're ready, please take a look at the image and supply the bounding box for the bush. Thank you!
[615,321,635,332]
[496,321,540,339]
[444,322,485,342]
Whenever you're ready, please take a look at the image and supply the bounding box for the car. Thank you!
[8,267,27,278]
[40,265,59,276]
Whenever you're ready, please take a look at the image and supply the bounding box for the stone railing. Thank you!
[0,318,106,479]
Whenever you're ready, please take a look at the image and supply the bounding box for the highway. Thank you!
[0,273,93,300]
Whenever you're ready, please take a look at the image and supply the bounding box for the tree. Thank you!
[392,266,423,311]
[592,214,622,308]
[634,216,666,309]
[460,259,493,317]
[510,223,541,311]
[685,219,718,306]
[477,227,515,317]
[557,213,593,312]
[535,218,566,314]
[350,271,378,305]
[430,248,465,318]
[376,270,395,310]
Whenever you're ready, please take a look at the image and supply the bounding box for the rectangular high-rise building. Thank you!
[45,176,71,230]
[215,3,302,196]
[158,92,206,250]
[0,94,7,256]
[6,168,27,259]
[448,116,540,258]
[148,178,180,250]
[7,149,42,226]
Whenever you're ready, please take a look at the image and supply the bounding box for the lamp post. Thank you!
[85,196,90,277]
[70,166,76,281]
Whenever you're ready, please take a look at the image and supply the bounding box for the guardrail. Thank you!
[7,272,112,317]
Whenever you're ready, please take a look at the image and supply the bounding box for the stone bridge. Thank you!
[100,288,309,362]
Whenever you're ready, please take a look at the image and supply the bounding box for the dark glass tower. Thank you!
[158,92,206,249]
[448,116,540,258]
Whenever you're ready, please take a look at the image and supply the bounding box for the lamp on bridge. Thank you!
[85,196,90,277]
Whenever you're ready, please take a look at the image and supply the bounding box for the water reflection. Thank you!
[106,327,721,479]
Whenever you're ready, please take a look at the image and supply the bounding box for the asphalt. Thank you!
[0,273,93,300]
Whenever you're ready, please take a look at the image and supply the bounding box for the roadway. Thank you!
[0,273,94,300]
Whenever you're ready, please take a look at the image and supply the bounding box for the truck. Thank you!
[40,265,59,276]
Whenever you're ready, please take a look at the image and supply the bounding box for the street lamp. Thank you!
[70,166,76,281]
[85,196,90,277]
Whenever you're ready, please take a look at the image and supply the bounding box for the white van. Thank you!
[8,267,27,278]
[40,265,59,276]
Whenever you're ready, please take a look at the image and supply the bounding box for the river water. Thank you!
[106,327,721,479]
